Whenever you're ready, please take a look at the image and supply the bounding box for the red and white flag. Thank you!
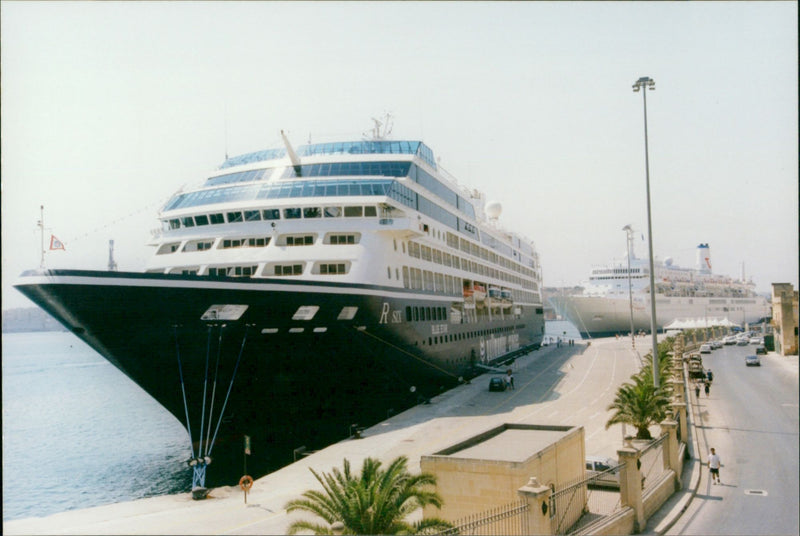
[49,235,66,251]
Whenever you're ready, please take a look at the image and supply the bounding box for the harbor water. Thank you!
[2,320,580,521]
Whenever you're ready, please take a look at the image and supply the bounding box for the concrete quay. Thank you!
[5,337,683,535]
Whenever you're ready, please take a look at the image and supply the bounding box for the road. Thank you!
[668,343,799,536]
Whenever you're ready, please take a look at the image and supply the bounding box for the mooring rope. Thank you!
[197,326,213,459]
[204,324,225,457]
[207,325,251,458]
[173,325,196,460]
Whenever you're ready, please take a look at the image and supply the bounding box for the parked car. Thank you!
[586,456,645,489]
[750,337,764,345]
[745,355,761,366]
[699,344,712,354]
[723,336,736,345]
[755,345,767,355]
[736,339,749,346]
[488,377,507,392]
[586,456,622,488]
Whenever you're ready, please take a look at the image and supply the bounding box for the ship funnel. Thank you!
[696,243,711,273]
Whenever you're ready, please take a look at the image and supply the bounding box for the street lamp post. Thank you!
[622,225,636,350]
[632,76,660,388]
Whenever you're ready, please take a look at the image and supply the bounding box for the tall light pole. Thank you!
[632,76,660,388]
[622,225,636,350]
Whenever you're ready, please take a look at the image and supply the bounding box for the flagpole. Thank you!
[40,205,45,269]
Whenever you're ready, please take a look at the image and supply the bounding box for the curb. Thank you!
[653,359,705,535]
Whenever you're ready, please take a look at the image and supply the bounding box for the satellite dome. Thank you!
[664,257,673,266]
[485,201,502,219]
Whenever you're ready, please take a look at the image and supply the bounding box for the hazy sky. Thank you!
[2,1,797,310]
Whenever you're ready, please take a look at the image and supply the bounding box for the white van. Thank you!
[699,344,712,354]
[585,456,622,488]
[586,456,645,489]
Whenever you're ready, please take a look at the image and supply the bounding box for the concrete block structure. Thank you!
[420,423,584,522]
[771,283,799,355]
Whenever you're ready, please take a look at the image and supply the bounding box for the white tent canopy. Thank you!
[663,317,740,330]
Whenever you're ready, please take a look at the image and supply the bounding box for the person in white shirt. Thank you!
[708,447,721,484]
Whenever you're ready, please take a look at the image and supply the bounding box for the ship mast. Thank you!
[38,205,45,268]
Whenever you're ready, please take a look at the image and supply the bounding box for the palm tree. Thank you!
[285,456,454,535]
[605,374,670,440]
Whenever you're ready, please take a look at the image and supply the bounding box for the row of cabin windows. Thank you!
[424,325,518,346]
[167,205,378,230]
[405,239,538,292]
[157,234,360,255]
[405,306,447,322]
[399,265,540,305]
[176,262,351,278]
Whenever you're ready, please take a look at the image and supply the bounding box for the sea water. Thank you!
[2,331,191,521]
[2,320,579,521]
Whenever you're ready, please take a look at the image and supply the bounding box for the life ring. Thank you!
[239,475,254,491]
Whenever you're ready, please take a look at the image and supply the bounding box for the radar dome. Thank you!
[485,201,502,219]
[664,257,673,266]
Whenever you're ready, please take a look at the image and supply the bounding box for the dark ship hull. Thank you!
[16,269,544,487]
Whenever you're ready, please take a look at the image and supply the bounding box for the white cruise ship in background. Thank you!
[15,120,544,493]
[549,240,771,339]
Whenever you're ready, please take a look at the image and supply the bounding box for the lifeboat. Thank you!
[473,284,487,302]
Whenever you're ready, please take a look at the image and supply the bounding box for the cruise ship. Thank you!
[549,241,770,339]
[15,127,544,494]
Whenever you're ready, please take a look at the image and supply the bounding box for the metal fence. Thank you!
[639,434,667,493]
[437,500,530,536]
[550,465,625,535]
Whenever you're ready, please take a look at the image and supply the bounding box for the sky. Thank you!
[2,1,797,310]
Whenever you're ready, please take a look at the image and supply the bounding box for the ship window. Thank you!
[169,219,180,229]
[209,213,225,224]
[244,210,261,221]
[286,235,315,246]
[337,306,358,320]
[364,206,377,217]
[227,211,243,223]
[319,263,347,275]
[402,266,409,288]
[183,240,214,252]
[195,215,209,226]
[272,264,304,276]
[292,305,320,321]
[284,208,301,219]
[344,206,363,217]
[181,217,195,228]
[328,234,359,245]
[232,266,257,277]
[247,237,270,247]
[413,307,419,321]
[324,206,342,217]
[222,239,245,248]
[263,209,280,220]
[406,306,412,321]
[303,207,321,218]
[157,242,181,255]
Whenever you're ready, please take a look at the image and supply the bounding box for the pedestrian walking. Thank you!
[704,380,710,397]
[708,447,722,484]
[694,382,701,399]
[506,369,515,390]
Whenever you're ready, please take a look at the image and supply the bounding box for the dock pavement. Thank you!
[5,336,689,535]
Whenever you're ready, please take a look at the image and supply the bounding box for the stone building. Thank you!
[771,283,798,355]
